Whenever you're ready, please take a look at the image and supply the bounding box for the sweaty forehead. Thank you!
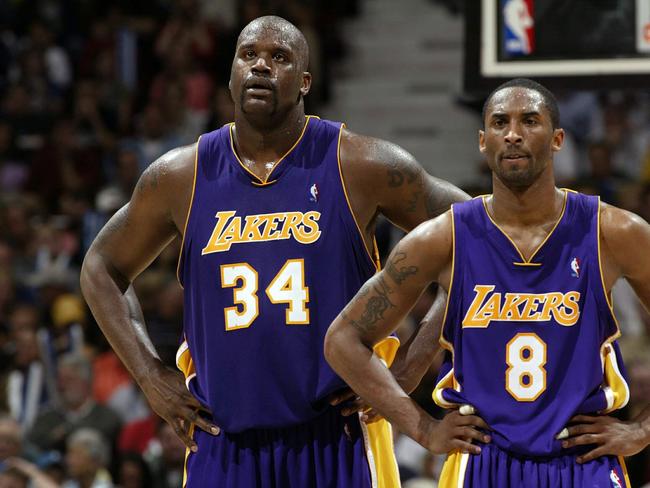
[238,21,301,51]
[487,87,546,116]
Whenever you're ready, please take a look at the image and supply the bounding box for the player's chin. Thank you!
[241,94,276,112]
[497,168,537,188]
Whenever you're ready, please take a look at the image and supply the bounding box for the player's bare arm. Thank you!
[325,213,490,455]
[391,288,448,395]
[339,128,469,237]
[80,144,220,451]
[328,129,467,413]
[561,204,650,462]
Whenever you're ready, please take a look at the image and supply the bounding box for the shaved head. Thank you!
[237,16,309,71]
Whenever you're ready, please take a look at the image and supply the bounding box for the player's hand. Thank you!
[327,388,382,423]
[558,415,647,463]
[425,409,491,455]
[142,363,220,452]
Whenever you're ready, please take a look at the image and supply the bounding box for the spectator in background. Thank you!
[0,122,28,194]
[36,294,86,401]
[145,423,185,488]
[1,84,51,161]
[27,119,103,212]
[13,48,59,115]
[62,428,113,488]
[25,21,72,92]
[116,452,153,488]
[1,325,50,431]
[0,457,58,488]
[27,353,121,453]
[96,145,139,211]
[592,95,648,178]
[577,141,629,205]
[72,80,116,156]
[128,104,181,173]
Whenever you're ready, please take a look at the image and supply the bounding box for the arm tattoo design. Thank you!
[387,161,419,188]
[387,169,405,187]
[345,276,395,334]
[386,252,418,284]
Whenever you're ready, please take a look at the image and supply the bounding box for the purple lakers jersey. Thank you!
[434,190,629,457]
[176,116,383,432]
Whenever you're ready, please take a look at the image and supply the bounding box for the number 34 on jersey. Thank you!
[220,259,309,330]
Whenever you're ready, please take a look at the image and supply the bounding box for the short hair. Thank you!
[482,78,560,129]
[67,428,110,467]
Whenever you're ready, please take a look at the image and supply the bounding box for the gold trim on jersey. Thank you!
[360,418,401,488]
[176,137,201,289]
[181,422,195,488]
[596,196,629,413]
[228,116,315,184]
[619,456,632,487]
[602,343,630,413]
[439,207,456,353]
[433,367,460,408]
[481,189,568,266]
[438,451,469,488]
[176,339,197,387]
[373,336,400,367]
[336,123,380,271]
[433,207,460,408]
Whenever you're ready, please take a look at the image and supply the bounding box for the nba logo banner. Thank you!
[638,0,650,53]
[502,0,535,55]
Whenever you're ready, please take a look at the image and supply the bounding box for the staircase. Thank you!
[323,0,481,187]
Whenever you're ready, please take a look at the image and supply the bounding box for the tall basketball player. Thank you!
[326,78,650,487]
[80,16,477,488]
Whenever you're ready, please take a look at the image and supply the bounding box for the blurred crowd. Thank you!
[1,1,650,487]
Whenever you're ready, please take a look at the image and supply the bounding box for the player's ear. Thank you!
[478,130,486,153]
[300,72,312,97]
[551,128,564,152]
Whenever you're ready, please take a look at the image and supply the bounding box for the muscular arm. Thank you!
[325,213,489,453]
[81,148,187,379]
[338,129,467,400]
[80,145,219,449]
[339,128,469,237]
[562,204,650,461]
[600,205,650,444]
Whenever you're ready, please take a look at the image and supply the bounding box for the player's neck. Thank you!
[232,109,307,167]
[489,171,563,227]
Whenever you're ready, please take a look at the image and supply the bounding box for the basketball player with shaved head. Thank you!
[326,78,650,487]
[81,16,475,487]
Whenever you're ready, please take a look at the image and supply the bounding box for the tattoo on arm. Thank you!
[386,252,419,284]
[344,276,396,334]
[387,163,418,188]
[387,161,426,214]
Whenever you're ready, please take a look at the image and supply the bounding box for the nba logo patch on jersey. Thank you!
[570,257,580,278]
[502,0,535,55]
[610,468,623,488]
[309,183,319,202]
